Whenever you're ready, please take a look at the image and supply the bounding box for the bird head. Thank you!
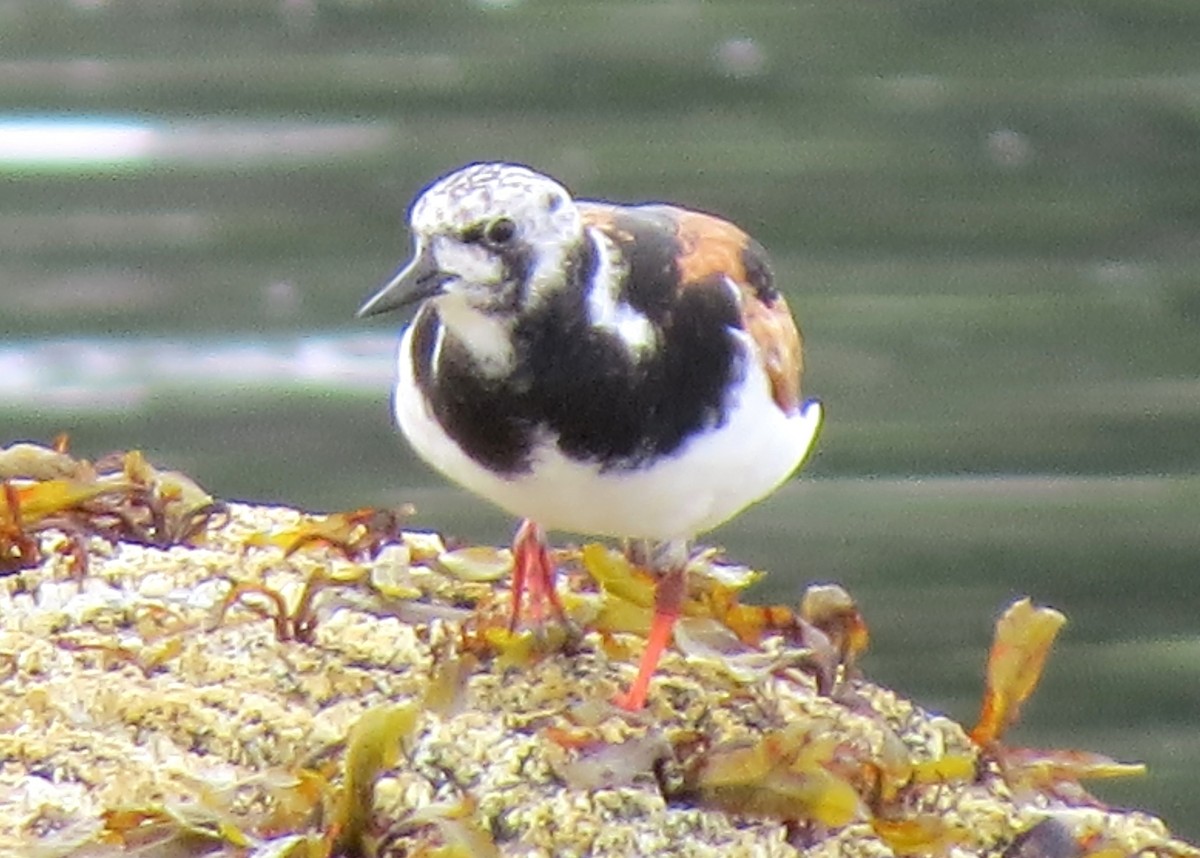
[357,162,583,319]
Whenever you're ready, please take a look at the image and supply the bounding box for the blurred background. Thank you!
[2,0,1199,836]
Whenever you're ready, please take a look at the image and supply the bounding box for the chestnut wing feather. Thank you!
[580,202,803,415]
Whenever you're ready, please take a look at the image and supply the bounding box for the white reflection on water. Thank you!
[0,116,394,169]
[0,119,153,165]
[0,333,396,412]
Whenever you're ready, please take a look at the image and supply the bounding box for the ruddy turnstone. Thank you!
[359,162,822,710]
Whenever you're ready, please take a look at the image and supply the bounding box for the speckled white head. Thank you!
[358,162,586,371]
[411,163,583,311]
[412,162,580,240]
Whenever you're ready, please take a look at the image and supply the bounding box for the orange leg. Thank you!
[613,564,686,711]
[509,519,566,631]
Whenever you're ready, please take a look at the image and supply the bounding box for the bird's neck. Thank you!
[431,233,616,378]
[433,292,516,375]
[580,228,657,354]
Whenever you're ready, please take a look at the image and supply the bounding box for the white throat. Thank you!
[433,292,515,375]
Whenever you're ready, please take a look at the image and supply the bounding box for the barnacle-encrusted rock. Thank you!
[0,502,1195,857]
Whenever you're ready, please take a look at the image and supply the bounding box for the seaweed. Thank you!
[0,439,224,577]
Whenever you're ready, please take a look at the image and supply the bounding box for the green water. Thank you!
[3,0,1199,838]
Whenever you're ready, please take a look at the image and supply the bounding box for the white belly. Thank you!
[393,323,822,542]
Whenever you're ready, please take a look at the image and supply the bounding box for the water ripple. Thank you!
[0,116,395,170]
[0,333,397,412]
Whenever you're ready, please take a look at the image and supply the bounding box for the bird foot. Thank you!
[613,564,686,711]
[509,519,568,632]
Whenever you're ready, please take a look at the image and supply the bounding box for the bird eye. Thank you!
[484,217,516,246]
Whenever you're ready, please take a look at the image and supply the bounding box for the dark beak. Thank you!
[356,242,450,318]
